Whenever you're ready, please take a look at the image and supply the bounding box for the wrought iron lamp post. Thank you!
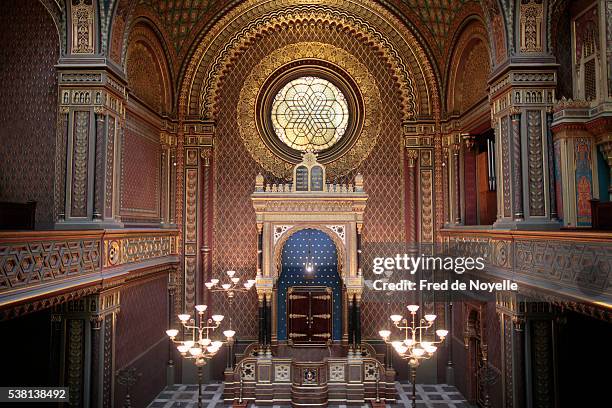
[166,304,235,408]
[380,304,448,408]
[205,270,255,368]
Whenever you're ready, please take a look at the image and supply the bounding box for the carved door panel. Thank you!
[288,288,309,344]
[287,287,332,345]
[309,289,332,344]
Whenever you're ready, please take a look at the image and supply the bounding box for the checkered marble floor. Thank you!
[148,382,472,408]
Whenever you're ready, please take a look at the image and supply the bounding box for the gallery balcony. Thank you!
[439,228,612,311]
[0,228,179,319]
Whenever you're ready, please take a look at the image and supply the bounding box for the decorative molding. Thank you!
[0,237,100,291]
[274,363,290,382]
[329,363,345,382]
[441,230,612,307]
[67,319,84,406]
[527,111,545,216]
[520,0,544,53]
[178,0,440,121]
[273,225,293,245]
[103,233,177,268]
[501,116,512,217]
[325,225,346,245]
[420,169,433,242]
[71,111,90,218]
[70,0,94,54]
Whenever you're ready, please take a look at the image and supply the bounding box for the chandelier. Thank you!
[205,270,255,298]
[205,270,255,368]
[166,304,235,408]
[379,304,448,408]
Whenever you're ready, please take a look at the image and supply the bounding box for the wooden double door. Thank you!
[287,286,332,345]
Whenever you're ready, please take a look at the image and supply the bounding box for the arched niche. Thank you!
[125,21,174,114]
[446,18,492,115]
[276,228,343,343]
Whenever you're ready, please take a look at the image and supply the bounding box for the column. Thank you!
[265,294,272,349]
[550,118,599,227]
[56,290,120,408]
[510,108,524,220]
[55,72,126,229]
[200,147,213,306]
[496,293,526,408]
[182,122,213,312]
[490,67,560,229]
[406,149,418,241]
[258,293,265,351]
[160,121,178,227]
[545,109,558,219]
[354,295,362,348]
[347,294,354,348]
[452,142,462,224]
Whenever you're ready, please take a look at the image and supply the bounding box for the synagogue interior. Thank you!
[0,1,611,407]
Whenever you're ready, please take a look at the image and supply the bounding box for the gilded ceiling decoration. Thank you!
[179,0,439,121]
[126,23,173,113]
[127,43,163,112]
[446,21,490,113]
[389,0,481,53]
[137,0,231,53]
[237,42,382,178]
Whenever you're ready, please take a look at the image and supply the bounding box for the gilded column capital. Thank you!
[406,149,418,167]
[509,106,522,117]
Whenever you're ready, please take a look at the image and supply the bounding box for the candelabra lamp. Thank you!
[205,270,255,369]
[166,304,235,408]
[379,304,448,408]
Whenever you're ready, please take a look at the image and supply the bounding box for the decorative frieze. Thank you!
[420,169,434,242]
[0,237,100,291]
[500,116,512,218]
[520,0,543,53]
[441,230,612,305]
[103,233,178,267]
[71,111,90,218]
[70,0,94,54]
[527,111,545,216]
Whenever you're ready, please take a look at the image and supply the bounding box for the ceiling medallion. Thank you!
[238,42,381,179]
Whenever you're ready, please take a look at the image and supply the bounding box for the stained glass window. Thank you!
[271,76,349,151]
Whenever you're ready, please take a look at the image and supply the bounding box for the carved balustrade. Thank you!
[440,228,612,314]
[0,228,179,317]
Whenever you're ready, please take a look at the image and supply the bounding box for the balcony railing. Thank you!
[440,228,612,307]
[0,228,179,309]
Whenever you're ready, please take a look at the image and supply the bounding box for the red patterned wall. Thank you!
[214,24,405,339]
[0,0,59,228]
[120,112,161,223]
[115,274,169,407]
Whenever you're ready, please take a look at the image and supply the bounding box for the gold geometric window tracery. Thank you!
[271,76,349,152]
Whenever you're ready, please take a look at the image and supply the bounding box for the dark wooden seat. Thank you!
[590,199,612,230]
[0,201,36,230]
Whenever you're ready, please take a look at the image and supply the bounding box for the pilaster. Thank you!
[160,120,178,227]
[495,292,526,408]
[550,101,608,227]
[53,289,121,408]
[54,67,126,229]
[182,121,213,312]
[403,122,436,242]
[490,66,561,230]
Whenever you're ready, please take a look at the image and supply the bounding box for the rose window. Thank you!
[271,76,349,151]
